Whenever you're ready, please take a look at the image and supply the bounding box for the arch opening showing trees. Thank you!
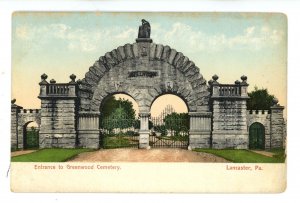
[149,94,189,148]
[99,93,139,149]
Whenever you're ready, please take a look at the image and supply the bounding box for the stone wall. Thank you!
[11,102,21,150]
[189,112,212,149]
[270,105,285,148]
[38,74,78,148]
[17,109,41,149]
[77,112,100,149]
[210,75,249,149]
[11,100,41,150]
[39,99,76,148]
[212,100,248,149]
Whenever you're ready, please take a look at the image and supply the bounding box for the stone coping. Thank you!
[38,96,78,99]
[270,105,285,110]
[188,112,212,117]
[211,96,250,99]
[78,111,101,116]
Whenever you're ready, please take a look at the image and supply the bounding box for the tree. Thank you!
[247,86,275,110]
[164,112,189,135]
[100,96,136,119]
[100,96,136,130]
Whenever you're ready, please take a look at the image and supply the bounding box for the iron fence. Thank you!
[149,115,189,149]
[100,117,139,149]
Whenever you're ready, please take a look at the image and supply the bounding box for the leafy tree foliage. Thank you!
[153,112,189,136]
[100,96,136,120]
[164,112,189,129]
[100,96,136,130]
[247,86,275,110]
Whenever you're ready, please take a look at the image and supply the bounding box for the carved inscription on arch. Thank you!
[128,70,159,78]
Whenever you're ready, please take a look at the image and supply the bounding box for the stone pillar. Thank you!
[38,74,78,148]
[211,74,220,97]
[77,112,100,149]
[240,75,249,97]
[139,112,150,149]
[17,122,24,149]
[211,75,249,149]
[11,99,22,150]
[212,100,248,149]
[39,73,48,97]
[270,99,285,149]
[188,112,212,149]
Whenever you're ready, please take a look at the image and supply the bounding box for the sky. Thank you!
[12,12,287,117]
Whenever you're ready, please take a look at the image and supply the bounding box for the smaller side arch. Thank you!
[17,109,41,149]
[22,121,39,149]
[249,122,265,150]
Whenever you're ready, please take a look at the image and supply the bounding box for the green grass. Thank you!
[11,148,93,162]
[103,135,139,149]
[193,148,286,163]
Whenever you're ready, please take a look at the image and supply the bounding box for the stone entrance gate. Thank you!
[11,20,286,150]
[38,30,212,149]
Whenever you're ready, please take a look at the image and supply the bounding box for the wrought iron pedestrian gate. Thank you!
[24,127,39,149]
[100,116,139,149]
[149,113,189,148]
[249,122,265,149]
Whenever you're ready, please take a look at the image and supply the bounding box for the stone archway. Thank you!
[77,32,212,149]
[78,42,210,113]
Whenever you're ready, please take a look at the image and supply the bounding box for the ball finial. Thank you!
[70,74,76,82]
[76,79,82,84]
[41,73,48,80]
[50,79,56,84]
[241,75,247,81]
[212,74,219,81]
[235,80,241,85]
[272,98,279,105]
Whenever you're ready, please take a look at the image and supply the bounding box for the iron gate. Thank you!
[249,122,265,149]
[149,114,189,148]
[100,116,140,149]
[24,126,39,149]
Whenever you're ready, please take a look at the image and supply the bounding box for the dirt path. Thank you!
[11,150,36,157]
[69,148,230,162]
[251,150,274,157]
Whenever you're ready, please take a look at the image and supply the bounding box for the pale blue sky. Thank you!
[12,12,287,116]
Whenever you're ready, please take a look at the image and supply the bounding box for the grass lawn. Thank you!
[103,135,139,149]
[11,148,93,162]
[194,148,286,163]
